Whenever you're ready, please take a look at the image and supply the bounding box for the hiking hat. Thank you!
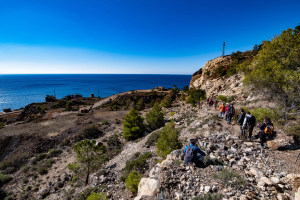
[189,138,196,144]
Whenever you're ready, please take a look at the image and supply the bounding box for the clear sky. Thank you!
[0,0,299,74]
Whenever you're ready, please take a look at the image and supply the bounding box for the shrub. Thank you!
[286,124,300,138]
[77,113,84,116]
[0,173,12,187]
[213,168,246,187]
[135,98,145,111]
[125,171,142,194]
[26,186,31,191]
[227,95,236,102]
[52,100,67,108]
[179,93,186,101]
[134,152,141,157]
[0,122,4,129]
[170,112,175,117]
[203,157,224,167]
[107,133,121,148]
[102,120,109,125]
[23,178,29,184]
[216,65,226,77]
[156,121,182,158]
[250,108,280,123]
[187,88,206,106]
[86,192,108,200]
[34,153,47,162]
[192,193,223,200]
[47,149,62,158]
[76,187,100,200]
[183,85,189,92]
[41,107,46,113]
[146,103,165,130]
[38,167,48,175]
[123,108,145,140]
[120,152,152,182]
[161,96,173,108]
[64,101,73,111]
[80,124,102,139]
[217,95,228,102]
[145,131,160,146]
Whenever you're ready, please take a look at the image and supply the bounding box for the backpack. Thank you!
[209,99,212,104]
[247,115,256,127]
[264,122,274,134]
[230,107,235,115]
[185,146,194,161]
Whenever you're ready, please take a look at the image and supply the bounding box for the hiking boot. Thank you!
[259,145,263,148]
[248,136,251,141]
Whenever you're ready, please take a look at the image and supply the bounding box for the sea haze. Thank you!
[0,74,192,111]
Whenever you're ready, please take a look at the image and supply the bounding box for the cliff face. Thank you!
[190,55,244,98]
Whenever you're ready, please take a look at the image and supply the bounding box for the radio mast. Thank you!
[222,42,225,56]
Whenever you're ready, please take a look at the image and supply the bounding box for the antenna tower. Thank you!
[222,42,225,56]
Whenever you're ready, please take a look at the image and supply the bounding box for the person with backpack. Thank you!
[208,99,213,107]
[226,104,235,124]
[219,103,225,119]
[257,116,274,148]
[242,111,257,141]
[214,100,218,110]
[237,108,246,137]
[184,138,206,168]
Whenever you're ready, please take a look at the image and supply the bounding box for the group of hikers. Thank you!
[184,99,275,167]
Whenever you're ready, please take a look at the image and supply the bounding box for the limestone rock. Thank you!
[250,167,264,178]
[267,141,279,150]
[295,187,300,200]
[37,187,50,196]
[135,178,160,199]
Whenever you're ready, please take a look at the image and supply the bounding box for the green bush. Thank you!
[23,178,29,184]
[102,120,108,125]
[186,88,206,106]
[286,124,300,138]
[170,112,175,117]
[145,131,160,146]
[192,193,223,200]
[123,108,145,140]
[213,168,246,187]
[34,153,47,162]
[250,108,280,123]
[217,95,228,102]
[216,65,226,77]
[156,121,182,158]
[135,98,145,111]
[120,152,152,182]
[183,85,189,92]
[179,93,186,101]
[47,149,62,158]
[125,171,142,194]
[146,103,165,130]
[0,173,12,187]
[80,124,102,139]
[161,96,173,108]
[0,122,5,129]
[38,166,48,175]
[41,107,46,113]
[86,191,108,200]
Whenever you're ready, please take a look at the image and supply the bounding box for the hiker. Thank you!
[257,116,274,148]
[237,108,246,137]
[208,99,213,107]
[242,111,257,141]
[214,100,218,110]
[226,104,235,124]
[184,138,206,168]
[224,103,229,120]
[219,103,225,119]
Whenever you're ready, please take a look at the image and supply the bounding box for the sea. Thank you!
[0,74,192,111]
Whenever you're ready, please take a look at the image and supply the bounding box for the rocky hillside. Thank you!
[189,51,256,99]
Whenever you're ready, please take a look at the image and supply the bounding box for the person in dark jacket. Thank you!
[242,112,257,141]
[257,116,274,148]
[184,138,206,168]
[237,109,246,137]
[226,104,235,124]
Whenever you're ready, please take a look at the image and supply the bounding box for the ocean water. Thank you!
[0,74,192,111]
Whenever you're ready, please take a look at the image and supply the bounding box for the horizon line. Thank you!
[0,73,193,75]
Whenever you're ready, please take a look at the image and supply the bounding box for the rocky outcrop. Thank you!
[189,56,244,98]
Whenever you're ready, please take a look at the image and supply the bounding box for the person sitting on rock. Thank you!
[257,116,274,148]
[242,111,257,141]
[184,138,206,168]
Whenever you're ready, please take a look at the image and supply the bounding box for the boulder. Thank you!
[267,141,279,150]
[277,193,290,200]
[135,178,160,199]
[37,187,50,196]
[149,165,162,178]
[249,167,264,178]
[260,177,273,185]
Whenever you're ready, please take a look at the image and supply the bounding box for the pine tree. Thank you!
[146,102,165,130]
[156,121,182,157]
[123,108,145,140]
[68,140,106,185]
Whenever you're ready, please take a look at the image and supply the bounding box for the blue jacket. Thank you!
[184,144,206,160]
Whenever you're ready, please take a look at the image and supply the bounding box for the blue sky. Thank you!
[0,0,299,74]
